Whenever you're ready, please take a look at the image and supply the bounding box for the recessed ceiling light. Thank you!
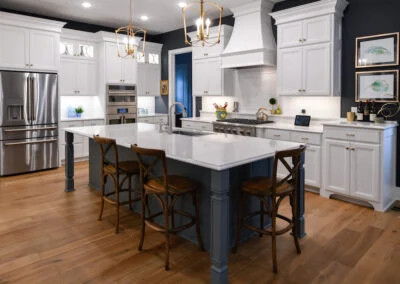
[178,2,187,8]
[140,15,149,21]
[82,2,92,8]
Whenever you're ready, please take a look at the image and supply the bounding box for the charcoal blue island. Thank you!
[63,123,306,283]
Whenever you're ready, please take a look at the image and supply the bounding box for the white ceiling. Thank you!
[0,0,285,34]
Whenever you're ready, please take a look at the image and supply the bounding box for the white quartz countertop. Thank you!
[180,117,324,133]
[322,120,398,130]
[61,117,105,122]
[64,123,302,171]
[138,113,168,117]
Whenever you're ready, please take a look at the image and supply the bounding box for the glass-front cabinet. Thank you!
[60,40,95,58]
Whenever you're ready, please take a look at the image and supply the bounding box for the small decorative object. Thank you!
[356,32,399,68]
[79,45,85,57]
[63,45,70,56]
[347,112,355,121]
[213,102,228,120]
[275,105,282,115]
[161,80,169,95]
[75,106,84,118]
[377,102,400,121]
[356,70,399,102]
[269,98,277,114]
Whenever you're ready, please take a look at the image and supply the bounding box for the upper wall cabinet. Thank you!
[271,0,349,97]
[137,41,163,96]
[0,12,65,72]
[103,42,137,84]
[189,25,234,96]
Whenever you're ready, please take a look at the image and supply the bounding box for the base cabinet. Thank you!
[322,125,396,211]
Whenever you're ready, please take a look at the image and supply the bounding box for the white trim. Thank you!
[394,187,400,200]
[168,46,192,124]
[0,11,65,33]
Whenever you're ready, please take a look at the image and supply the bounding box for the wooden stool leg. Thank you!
[98,175,106,221]
[138,193,146,251]
[272,200,278,274]
[259,199,264,238]
[114,175,120,234]
[163,199,170,271]
[193,190,204,251]
[233,191,244,253]
[128,175,133,211]
[290,194,301,254]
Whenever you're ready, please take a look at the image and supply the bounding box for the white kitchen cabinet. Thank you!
[0,25,60,72]
[83,119,105,157]
[104,42,137,84]
[29,30,59,71]
[271,0,347,97]
[60,59,97,95]
[137,64,160,96]
[59,121,84,161]
[322,125,397,212]
[181,120,213,131]
[137,115,168,125]
[192,41,223,60]
[257,128,322,189]
[137,116,155,124]
[0,25,29,70]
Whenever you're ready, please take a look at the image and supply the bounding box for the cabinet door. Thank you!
[304,145,321,188]
[123,58,137,84]
[192,46,208,60]
[105,43,122,83]
[302,16,331,45]
[302,43,331,96]
[76,60,97,95]
[277,47,302,95]
[146,65,161,96]
[350,143,380,202]
[324,139,350,194]
[277,22,302,48]
[0,25,29,69]
[29,30,59,71]
[137,64,147,95]
[206,58,222,95]
[193,60,208,95]
[59,59,77,95]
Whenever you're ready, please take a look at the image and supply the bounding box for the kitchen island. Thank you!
[63,123,305,284]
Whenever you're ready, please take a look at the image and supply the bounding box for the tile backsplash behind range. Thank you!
[137,96,155,114]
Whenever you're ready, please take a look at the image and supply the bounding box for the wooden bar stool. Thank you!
[233,145,306,273]
[131,144,204,271]
[94,135,141,234]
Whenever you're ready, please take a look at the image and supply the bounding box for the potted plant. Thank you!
[213,102,228,120]
[75,106,84,118]
[269,98,277,114]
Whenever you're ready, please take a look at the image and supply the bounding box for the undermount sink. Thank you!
[172,130,213,136]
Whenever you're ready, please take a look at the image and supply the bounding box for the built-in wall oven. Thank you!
[106,84,137,125]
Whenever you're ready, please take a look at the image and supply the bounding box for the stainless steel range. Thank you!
[213,119,274,137]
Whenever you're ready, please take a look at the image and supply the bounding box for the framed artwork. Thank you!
[356,70,399,102]
[355,32,399,68]
[160,80,168,95]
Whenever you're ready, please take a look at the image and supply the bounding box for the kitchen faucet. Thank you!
[168,102,187,134]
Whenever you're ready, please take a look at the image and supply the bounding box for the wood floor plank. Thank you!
[0,162,398,283]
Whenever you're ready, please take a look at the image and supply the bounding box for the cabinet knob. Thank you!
[274,134,281,137]
[25,64,29,67]
[298,89,302,92]
[299,39,302,43]
[351,148,355,151]
[303,38,307,42]
[345,147,349,150]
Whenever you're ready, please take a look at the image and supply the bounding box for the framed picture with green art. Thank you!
[355,32,399,68]
[356,70,399,102]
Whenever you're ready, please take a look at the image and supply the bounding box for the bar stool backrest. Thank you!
[131,144,168,193]
[93,135,119,171]
[272,145,306,196]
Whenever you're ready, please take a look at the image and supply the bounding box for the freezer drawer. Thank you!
[0,124,58,141]
[0,137,58,176]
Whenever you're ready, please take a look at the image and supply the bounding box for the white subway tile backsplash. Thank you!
[137,97,155,114]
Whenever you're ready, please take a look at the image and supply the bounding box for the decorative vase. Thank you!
[80,46,85,57]
[76,113,82,118]
[215,109,227,120]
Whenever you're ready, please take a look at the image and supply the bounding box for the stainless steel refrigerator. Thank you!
[0,71,58,176]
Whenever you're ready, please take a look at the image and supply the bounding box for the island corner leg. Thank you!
[210,169,230,284]
[65,131,75,192]
[296,151,306,238]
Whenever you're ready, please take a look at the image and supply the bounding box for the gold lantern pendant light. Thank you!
[115,0,147,59]
[182,0,223,47]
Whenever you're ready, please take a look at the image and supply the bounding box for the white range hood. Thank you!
[222,0,276,69]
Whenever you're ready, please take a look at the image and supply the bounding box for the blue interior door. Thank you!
[175,53,192,117]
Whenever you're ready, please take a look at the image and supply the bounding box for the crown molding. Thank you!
[0,11,65,33]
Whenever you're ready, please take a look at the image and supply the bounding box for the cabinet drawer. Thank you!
[291,131,321,145]
[325,127,380,144]
[197,122,212,131]
[137,117,155,124]
[182,121,197,130]
[155,116,168,124]
[264,129,291,141]
[83,119,104,126]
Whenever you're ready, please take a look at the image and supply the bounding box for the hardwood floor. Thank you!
[0,162,399,283]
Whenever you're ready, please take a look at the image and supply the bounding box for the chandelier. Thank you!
[115,0,147,59]
[182,0,223,47]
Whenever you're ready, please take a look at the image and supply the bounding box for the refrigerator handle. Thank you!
[31,77,36,121]
[26,76,31,123]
